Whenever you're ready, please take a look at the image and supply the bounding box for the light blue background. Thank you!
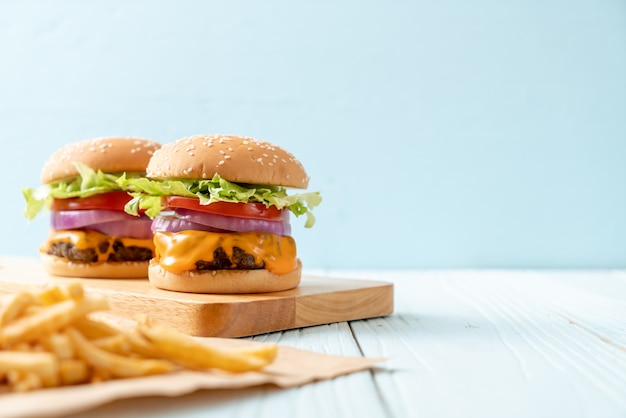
[1,1,625,269]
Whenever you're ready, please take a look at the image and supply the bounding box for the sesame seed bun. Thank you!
[147,259,302,294]
[38,136,160,280]
[146,134,310,188]
[40,254,150,279]
[41,136,161,184]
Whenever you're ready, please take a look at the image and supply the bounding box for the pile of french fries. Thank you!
[0,282,277,392]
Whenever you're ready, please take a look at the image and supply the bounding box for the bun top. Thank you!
[41,137,161,184]
[146,134,310,188]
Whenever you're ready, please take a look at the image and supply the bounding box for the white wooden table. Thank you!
[18,270,626,418]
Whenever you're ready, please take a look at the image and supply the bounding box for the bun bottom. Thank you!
[148,259,302,294]
[41,254,149,279]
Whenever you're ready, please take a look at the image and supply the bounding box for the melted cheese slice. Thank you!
[44,230,155,263]
[153,230,297,275]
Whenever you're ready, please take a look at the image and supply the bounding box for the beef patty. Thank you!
[195,247,264,270]
[47,240,153,263]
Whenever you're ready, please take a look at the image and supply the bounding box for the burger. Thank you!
[118,134,321,294]
[23,136,162,278]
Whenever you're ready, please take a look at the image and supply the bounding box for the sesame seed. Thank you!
[218,160,225,165]
[224,155,231,159]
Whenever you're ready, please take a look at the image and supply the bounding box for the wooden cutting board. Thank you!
[0,256,393,337]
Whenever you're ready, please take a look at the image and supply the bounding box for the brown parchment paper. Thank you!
[0,337,386,418]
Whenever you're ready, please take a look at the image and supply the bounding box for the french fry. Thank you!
[11,371,43,392]
[90,367,112,383]
[137,317,278,373]
[59,359,89,385]
[66,327,175,378]
[0,351,59,388]
[0,283,279,392]
[22,305,44,316]
[6,370,20,385]
[123,328,166,359]
[62,282,84,299]
[0,292,35,327]
[36,282,84,306]
[11,342,33,352]
[0,294,108,346]
[35,286,67,306]
[91,334,131,354]
[44,332,75,360]
[72,316,121,340]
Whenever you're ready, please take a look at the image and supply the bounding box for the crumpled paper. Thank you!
[0,337,386,418]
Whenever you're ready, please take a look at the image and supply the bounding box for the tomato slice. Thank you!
[50,191,132,212]
[163,196,288,221]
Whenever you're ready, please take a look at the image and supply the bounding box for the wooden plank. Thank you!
[336,270,626,418]
[0,256,393,337]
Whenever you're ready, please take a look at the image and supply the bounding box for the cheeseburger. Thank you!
[119,134,321,294]
[23,136,162,278]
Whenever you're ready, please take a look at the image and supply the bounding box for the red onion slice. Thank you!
[51,210,135,229]
[174,208,291,236]
[51,210,153,239]
[151,217,228,234]
[151,209,291,236]
[90,219,154,239]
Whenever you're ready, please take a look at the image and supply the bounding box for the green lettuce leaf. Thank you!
[117,174,322,227]
[22,163,145,221]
